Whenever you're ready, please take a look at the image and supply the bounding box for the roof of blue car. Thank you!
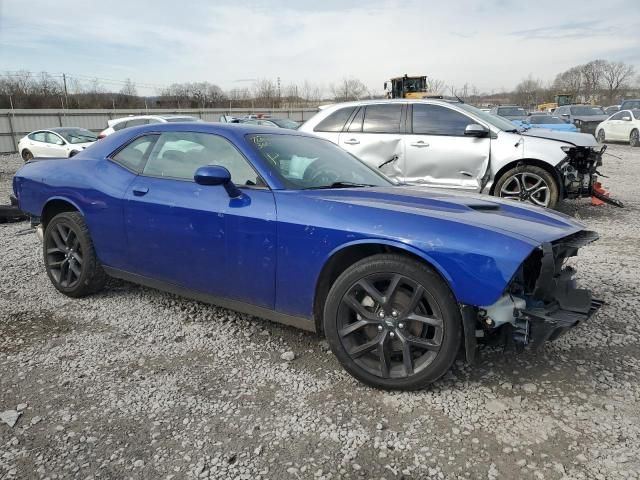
[127,121,312,138]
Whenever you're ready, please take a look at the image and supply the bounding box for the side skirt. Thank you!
[102,266,317,333]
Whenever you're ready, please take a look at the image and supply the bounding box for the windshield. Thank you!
[272,119,300,129]
[456,103,519,131]
[632,110,640,120]
[164,116,200,122]
[529,116,563,124]
[570,106,605,116]
[498,107,527,116]
[247,134,392,190]
[55,128,98,144]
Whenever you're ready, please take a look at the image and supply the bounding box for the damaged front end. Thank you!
[557,145,604,199]
[463,230,602,361]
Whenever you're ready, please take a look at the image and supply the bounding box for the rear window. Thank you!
[314,107,356,132]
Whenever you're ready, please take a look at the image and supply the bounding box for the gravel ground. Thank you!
[1,146,639,480]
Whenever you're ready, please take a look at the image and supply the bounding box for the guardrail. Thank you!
[0,108,320,154]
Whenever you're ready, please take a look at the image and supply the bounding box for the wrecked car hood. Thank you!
[300,186,584,245]
[521,129,598,147]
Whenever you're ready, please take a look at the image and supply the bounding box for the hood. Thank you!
[573,115,609,122]
[521,129,598,147]
[301,186,584,245]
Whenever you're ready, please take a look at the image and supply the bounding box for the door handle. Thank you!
[132,187,149,196]
[459,171,474,177]
[410,141,430,147]
[343,139,360,145]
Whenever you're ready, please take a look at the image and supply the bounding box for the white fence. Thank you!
[0,108,320,154]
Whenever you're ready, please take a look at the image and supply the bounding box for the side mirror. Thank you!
[194,165,241,198]
[622,116,631,121]
[464,124,489,137]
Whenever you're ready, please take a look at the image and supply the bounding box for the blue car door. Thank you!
[122,131,277,308]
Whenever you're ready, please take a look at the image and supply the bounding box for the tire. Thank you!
[493,165,559,209]
[630,129,640,148]
[69,150,79,157]
[323,254,462,390]
[596,129,606,144]
[21,149,33,162]
[43,212,107,297]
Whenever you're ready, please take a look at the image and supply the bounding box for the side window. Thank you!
[142,132,262,186]
[46,132,64,144]
[347,108,364,132]
[147,118,162,124]
[314,107,356,132]
[112,121,128,131]
[610,112,625,120]
[111,135,159,173]
[362,104,402,133]
[30,132,47,142]
[412,104,473,136]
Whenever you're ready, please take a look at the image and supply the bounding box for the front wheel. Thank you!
[43,212,106,297]
[596,129,606,144]
[323,254,462,390]
[494,165,559,209]
[631,129,640,148]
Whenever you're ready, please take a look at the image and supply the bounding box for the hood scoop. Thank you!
[468,203,501,212]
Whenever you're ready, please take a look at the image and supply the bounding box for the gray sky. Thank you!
[1,0,638,95]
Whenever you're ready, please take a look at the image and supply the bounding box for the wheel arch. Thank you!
[41,197,84,229]
[490,158,564,198]
[312,239,457,336]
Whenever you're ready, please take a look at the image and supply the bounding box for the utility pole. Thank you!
[62,73,69,108]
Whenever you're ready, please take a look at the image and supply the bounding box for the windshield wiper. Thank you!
[305,181,374,190]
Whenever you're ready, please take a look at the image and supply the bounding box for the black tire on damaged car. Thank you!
[631,129,640,148]
[323,254,462,390]
[493,164,559,209]
[43,211,107,297]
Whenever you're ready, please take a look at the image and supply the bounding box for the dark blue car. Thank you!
[13,123,601,390]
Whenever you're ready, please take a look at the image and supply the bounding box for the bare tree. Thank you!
[514,74,544,108]
[553,66,583,98]
[425,77,446,95]
[253,79,278,107]
[120,78,137,97]
[580,60,605,102]
[330,78,367,102]
[601,61,636,104]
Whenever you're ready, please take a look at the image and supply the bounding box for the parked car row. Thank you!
[17,114,301,161]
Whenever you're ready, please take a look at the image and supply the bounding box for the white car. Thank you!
[595,109,640,147]
[299,99,603,208]
[97,114,201,138]
[18,128,98,161]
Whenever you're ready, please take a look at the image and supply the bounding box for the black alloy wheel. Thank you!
[22,150,33,162]
[324,254,461,390]
[43,212,106,297]
[631,129,640,148]
[597,129,605,144]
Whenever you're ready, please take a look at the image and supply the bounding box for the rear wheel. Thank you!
[43,212,106,297]
[69,150,79,157]
[21,149,33,162]
[631,129,640,148]
[323,254,461,390]
[596,129,606,144]
[494,165,559,209]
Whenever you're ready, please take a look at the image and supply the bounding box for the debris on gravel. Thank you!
[1,146,640,479]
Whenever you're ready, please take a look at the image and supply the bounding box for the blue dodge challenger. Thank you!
[13,122,601,390]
